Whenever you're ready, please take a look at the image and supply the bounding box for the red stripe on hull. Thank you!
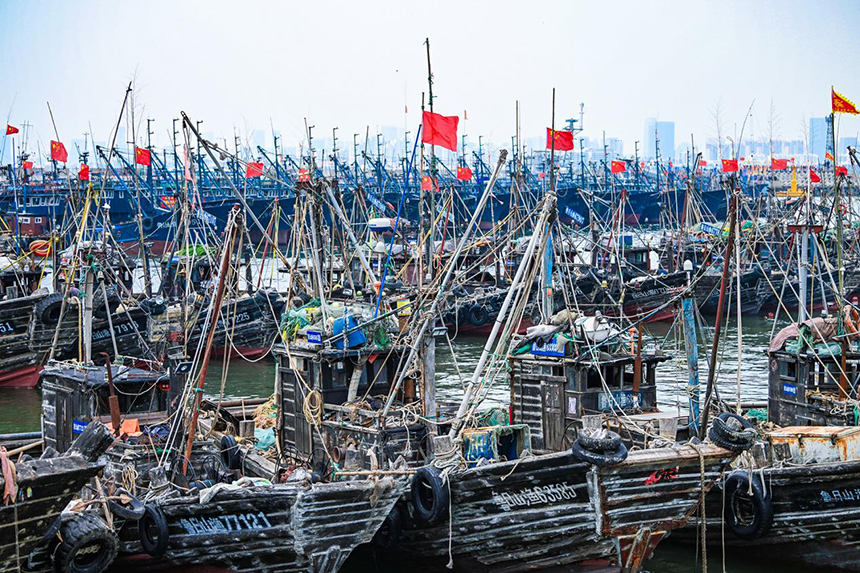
[0,364,43,389]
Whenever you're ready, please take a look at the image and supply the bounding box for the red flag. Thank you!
[610,160,626,174]
[421,175,435,191]
[5,125,18,135]
[456,166,472,181]
[246,162,264,178]
[771,158,788,170]
[810,168,821,183]
[50,140,68,163]
[546,128,574,151]
[826,151,835,162]
[538,172,546,179]
[698,159,707,167]
[836,166,848,176]
[721,159,738,173]
[79,164,90,181]
[135,147,151,166]
[21,160,33,170]
[833,88,859,115]
[297,168,311,182]
[422,111,459,152]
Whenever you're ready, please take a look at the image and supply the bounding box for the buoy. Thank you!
[30,239,51,257]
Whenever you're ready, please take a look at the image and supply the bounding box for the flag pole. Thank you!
[425,37,436,281]
[832,87,849,398]
[544,88,556,320]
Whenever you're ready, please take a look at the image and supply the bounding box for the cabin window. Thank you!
[35,217,43,223]
[780,360,796,379]
[586,368,603,390]
[289,356,305,371]
[19,217,30,224]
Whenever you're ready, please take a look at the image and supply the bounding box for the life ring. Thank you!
[724,471,774,540]
[837,203,848,216]
[29,239,51,257]
[844,305,860,335]
[410,466,450,526]
[138,504,169,556]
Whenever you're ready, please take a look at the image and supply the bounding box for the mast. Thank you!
[425,38,436,281]
[544,89,557,320]
[832,96,849,398]
[700,176,738,437]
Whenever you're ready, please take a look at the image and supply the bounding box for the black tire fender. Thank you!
[708,413,756,452]
[724,471,774,540]
[138,504,169,557]
[372,505,403,549]
[108,489,145,521]
[34,292,64,325]
[55,511,118,573]
[220,435,241,470]
[571,439,628,467]
[467,304,490,327]
[576,430,622,453]
[93,287,120,319]
[411,466,450,526]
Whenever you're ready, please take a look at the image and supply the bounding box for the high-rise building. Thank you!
[643,118,675,161]
[809,117,827,161]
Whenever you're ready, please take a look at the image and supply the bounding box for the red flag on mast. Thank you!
[79,164,90,181]
[50,140,68,163]
[610,160,626,174]
[809,167,821,183]
[6,125,19,135]
[21,160,33,170]
[833,88,859,115]
[422,111,459,152]
[771,158,788,170]
[721,159,738,173]
[246,162,264,178]
[135,147,151,166]
[546,128,574,151]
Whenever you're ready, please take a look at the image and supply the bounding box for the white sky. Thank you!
[1,0,859,160]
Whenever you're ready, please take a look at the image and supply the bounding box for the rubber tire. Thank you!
[139,298,167,316]
[55,512,118,573]
[93,287,120,319]
[372,505,402,550]
[708,428,755,452]
[576,430,622,453]
[138,504,169,557]
[571,439,629,467]
[220,435,241,470]
[254,288,280,305]
[712,413,756,444]
[724,471,774,540]
[108,489,145,521]
[142,217,155,233]
[34,292,64,325]
[467,305,490,327]
[411,466,450,526]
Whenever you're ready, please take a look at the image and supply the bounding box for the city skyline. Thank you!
[2,0,859,167]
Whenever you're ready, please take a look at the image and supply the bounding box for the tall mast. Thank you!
[544,89,557,319]
[425,38,436,281]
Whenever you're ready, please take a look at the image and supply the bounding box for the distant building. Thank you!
[839,136,858,161]
[643,118,675,161]
[809,117,827,162]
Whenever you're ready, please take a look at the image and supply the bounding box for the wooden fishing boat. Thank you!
[0,421,116,573]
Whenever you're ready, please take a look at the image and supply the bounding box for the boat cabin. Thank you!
[508,331,679,451]
[40,363,168,453]
[767,346,860,427]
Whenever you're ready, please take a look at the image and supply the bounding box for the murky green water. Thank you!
[0,315,835,571]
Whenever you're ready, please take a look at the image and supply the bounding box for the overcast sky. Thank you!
[1,0,859,161]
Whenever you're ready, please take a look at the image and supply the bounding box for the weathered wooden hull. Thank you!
[676,460,860,571]
[0,291,151,388]
[393,444,733,572]
[117,477,404,573]
[0,456,105,573]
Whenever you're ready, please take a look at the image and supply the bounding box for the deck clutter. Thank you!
[1,57,860,573]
